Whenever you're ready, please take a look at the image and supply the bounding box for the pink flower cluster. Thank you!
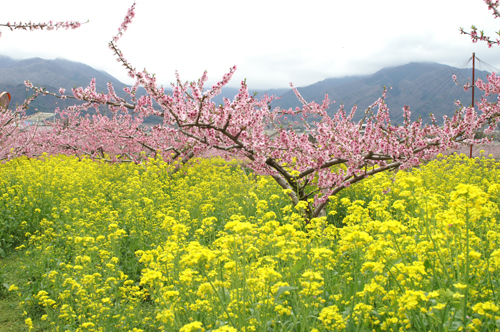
[5,1,500,218]
[0,20,86,38]
[460,0,500,48]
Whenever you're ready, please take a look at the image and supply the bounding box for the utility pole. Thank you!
[470,52,475,158]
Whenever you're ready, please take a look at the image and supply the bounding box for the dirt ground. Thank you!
[442,141,500,158]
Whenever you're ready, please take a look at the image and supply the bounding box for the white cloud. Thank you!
[1,0,499,89]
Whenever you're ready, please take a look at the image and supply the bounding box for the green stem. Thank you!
[201,268,236,327]
[462,200,470,327]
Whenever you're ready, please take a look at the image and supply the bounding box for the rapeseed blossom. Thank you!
[1,154,499,331]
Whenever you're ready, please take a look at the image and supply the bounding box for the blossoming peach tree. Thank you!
[0,20,85,161]
[18,4,206,167]
[461,0,500,47]
[25,79,203,168]
[12,0,500,218]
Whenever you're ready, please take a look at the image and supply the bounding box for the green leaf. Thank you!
[290,256,307,275]
[448,320,463,331]
[274,286,298,301]
[386,257,403,268]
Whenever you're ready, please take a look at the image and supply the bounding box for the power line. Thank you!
[408,58,473,115]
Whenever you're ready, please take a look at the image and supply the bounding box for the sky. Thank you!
[1,0,500,90]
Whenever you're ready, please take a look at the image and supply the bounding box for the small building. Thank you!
[24,112,55,131]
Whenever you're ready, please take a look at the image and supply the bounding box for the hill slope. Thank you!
[0,56,492,125]
[0,55,127,115]
[271,62,492,124]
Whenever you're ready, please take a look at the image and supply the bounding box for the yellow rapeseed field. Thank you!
[1,153,499,331]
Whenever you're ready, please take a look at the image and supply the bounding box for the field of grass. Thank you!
[0,153,499,331]
[0,252,26,331]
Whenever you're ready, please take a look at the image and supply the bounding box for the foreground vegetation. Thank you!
[0,153,499,331]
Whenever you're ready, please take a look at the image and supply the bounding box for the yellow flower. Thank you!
[432,303,447,310]
[399,290,427,311]
[156,309,174,324]
[212,327,237,332]
[318,305,346,329]
[294,200,309,211]
[453,283,467,290]
[81,322,95,328]
[473,301,499,318]
[180,321,204,332]
[25,318,33,331]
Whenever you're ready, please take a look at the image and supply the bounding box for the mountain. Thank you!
[0,56,123,88]
[0,55,291,120]
[210,87,289,106]
[0,55,493,125]
[271,62,492,124]
[0,55,128,115]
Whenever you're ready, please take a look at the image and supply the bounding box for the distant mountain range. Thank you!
[0,55,127,114]
[0,55,493,124]
[271,62,493,124]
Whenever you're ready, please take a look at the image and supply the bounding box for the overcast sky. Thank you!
[1,0,499,89]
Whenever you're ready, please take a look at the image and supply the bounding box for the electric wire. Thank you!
[406,58,472,118]
[408,56,497,121]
